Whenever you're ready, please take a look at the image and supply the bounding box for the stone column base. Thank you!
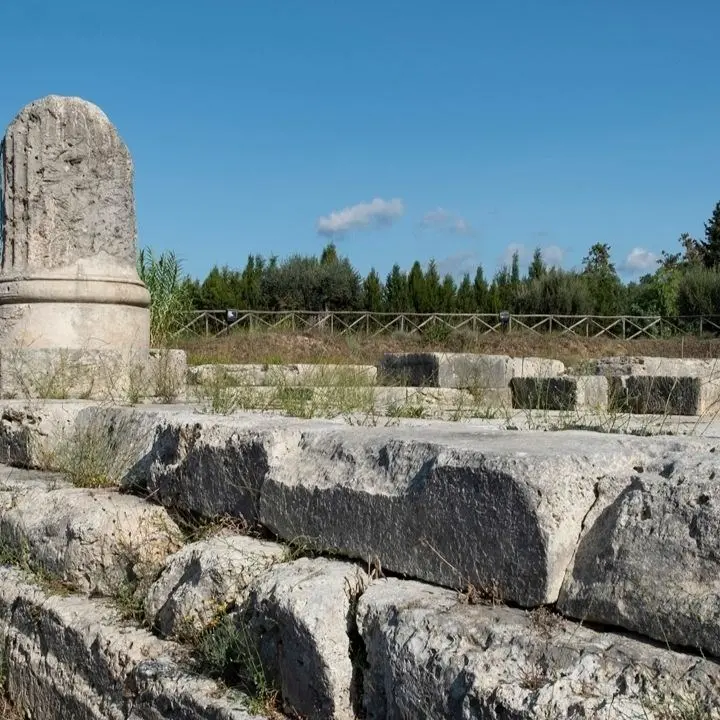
[0,276,151,351]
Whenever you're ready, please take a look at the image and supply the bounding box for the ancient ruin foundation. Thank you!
[0,95,150,351]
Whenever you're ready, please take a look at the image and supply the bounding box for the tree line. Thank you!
[175,201,720,319]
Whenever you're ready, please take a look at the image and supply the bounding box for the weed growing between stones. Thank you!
[108,515,183,625]
[0,535,76,596]
[151,348,185,403]
[638,687,719,720]
[170,509,253,544]
[386,400,425,419]
[5,348,92,400]
[189,608,282,717]
[43,416,142,489]
[49,423,125,488]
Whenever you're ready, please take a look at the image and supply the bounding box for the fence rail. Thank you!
[171,310,720,341]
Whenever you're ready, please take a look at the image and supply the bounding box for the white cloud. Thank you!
[437,252,479,278]
[623,247,657,274]
[317,198,404,237]
[420,207,477,237]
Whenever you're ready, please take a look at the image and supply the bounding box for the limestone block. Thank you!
[511,375,609,410]
[144,348,188,401]
[145,534,285,639]
[559,454,720,657]
[0,95,150,350]
[95,407,335,521]
[0,482,183,596]
[0,567,258,719]
[0,400,91,467]
[591,356,720,378]
[609,375,720,415]
[77,405,717,606]
[188,363,377,387]
[379,352,563,389]
[259,424,654,605]
[508,355,565,379]
[357,578,720,720]
[0,347,186,402]
[242,557,368,720]
[376,386,511,416]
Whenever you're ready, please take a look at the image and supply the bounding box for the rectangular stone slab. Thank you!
[0,348,186,401]
[188,363,378,387]
[378,353,564,389]
[591,356,720,378]
[511,376,609,410]
[258,424,655,605]
[63,406,708,607]
[0,567,257,719]
[609,375,720,415]
[191,385,511,419]
[358,578,720,720]
[559,454,720,658]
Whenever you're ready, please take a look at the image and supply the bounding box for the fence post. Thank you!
[700,316,704,336]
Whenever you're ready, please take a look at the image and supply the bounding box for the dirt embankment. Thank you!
[178,330,720,369]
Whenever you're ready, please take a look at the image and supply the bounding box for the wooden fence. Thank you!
[170,310,720,341]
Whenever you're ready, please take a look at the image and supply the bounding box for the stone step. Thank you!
[0,465,183,597]
[0,565,262,719]
[378,352,565,389]
[75,405,720,660]
[188,363,378,387]
[2,408,720,715]
[358,578,720,719]
[190,384,511,419]
[510,375,609,410]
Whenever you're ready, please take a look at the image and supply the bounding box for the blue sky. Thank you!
[3,1,720,283]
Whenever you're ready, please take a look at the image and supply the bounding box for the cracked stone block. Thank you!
[242,557,368,720]
[559,453,720,658]
[145,533,286,638]
[358,578,720,720]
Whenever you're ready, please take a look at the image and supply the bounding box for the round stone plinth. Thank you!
[0,277,150,351]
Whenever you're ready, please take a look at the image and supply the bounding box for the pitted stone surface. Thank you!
[358,579,720,720]
[559,453,720,658]
[0,478,183,596]
[1,95,136,274]
[259,425,672,605]
[0,567,258,719]
[242,557,368,720]
[0,95,150,350]
[146,533,285,638]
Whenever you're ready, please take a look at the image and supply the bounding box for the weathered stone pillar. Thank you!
[0,95,150,351]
